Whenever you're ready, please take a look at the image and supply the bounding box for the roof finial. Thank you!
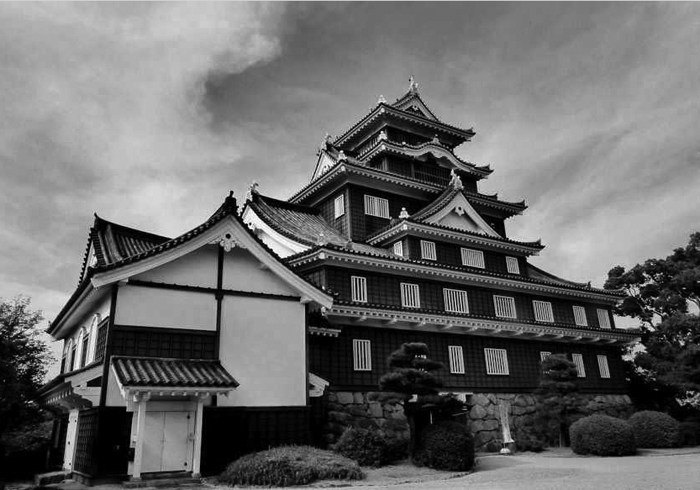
[399,207,410,219]
[337,150,348,163]
[245,181,259,202]
[409,75,419,94]
[449,169,463,190]
[378,94,387,104]
[378,129,388,141]
[321,132,333,151]
[317,232,328,246]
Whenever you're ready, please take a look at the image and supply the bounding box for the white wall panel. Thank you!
[218,296,306,407]
[115,285,216,330]
[221,248,298,296]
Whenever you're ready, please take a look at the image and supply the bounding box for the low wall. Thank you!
[323,390,633,451]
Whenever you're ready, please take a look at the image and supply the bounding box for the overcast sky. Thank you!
[1,3,699,370]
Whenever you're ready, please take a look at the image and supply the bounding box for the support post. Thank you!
[131,393,150,481]
[191,395,206,478]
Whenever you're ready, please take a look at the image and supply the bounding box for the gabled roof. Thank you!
[111,356,239,389]
[78,215,169,284]
[391,89,440,121]
[244,193,392,258]
[527,263,591,289]
[411,185,526,222]
[49,192,334,337]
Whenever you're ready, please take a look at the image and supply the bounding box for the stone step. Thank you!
[34,472,70,487]
[123,477,201,489]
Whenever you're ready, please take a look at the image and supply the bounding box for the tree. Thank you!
[0,296,52,482]
[371,343,453,456]
[533,354,583,447]
[605,232,700,401]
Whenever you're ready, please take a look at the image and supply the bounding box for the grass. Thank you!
[219,446,364,487]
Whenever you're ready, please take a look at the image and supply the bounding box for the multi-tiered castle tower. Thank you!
[243,79,638,448]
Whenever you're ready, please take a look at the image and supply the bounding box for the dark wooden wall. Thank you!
[111,325,217,359]
[201,406,311,475]
[310,325,628,394]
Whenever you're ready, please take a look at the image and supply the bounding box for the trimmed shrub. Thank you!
[569,414,636,456]
[413,421,475,471]
[220,446,363,487]
[384,438,410,463]
[679,421,700,447]
[333,428,388,467]
[629,411,681,448]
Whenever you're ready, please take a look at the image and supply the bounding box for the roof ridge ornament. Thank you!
[399,207,410,219]
[378,95,386,104]
[449,169,463,190]
[378,129,388,141]
[317,232,328,246]
[245,181,259,202]
[409,76,419,94]
[337,150,348,163]
[321,132,333,151]
[432,134,440,145]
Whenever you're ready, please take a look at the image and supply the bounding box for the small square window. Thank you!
[401,283,421,308]
[573,306,588,326]
[334,194,345,218]
[443,288,469,313]
[353,339,372,371]
[461,248,485,268]
[484,348,509,375]
[506,256,520,274]
[364,195,390,218]
[533,300,554,323]
[540,351,551,362]
[597,309,611,329]
[420,240,437,260]
[493,295,516,319]
[393,241,404,257]
[448,346,465,374]
[351,276,367,303]
[572,353,586,378]
[597,355,610,378]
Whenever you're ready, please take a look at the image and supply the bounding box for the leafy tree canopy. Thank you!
[606,232,700,399]
[0,296,52,442]
[376,342,444,404]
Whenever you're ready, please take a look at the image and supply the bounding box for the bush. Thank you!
[220,446,363,487]
[628,411,681,448]
[569,414,636,456]
[384,438,410,463]
[333,428,388,467]
[413,421,475,471]
[679,421,700,447]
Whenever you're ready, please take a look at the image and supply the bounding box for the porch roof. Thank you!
[111,356,239,390]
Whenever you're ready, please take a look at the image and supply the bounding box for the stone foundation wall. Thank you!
[323,390,633,451]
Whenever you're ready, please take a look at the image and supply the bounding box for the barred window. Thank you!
[597,309,611,329]
[334,194,345,218]
[484,348,509,375]
[400,283,421,308]
[493,295,517,319]
[420,240,437,260]
[572,353,586,377]
[353,339,372,371]
[540,351,551,362]
[533,300,554,323]
[597,355,610,378]
[393,241,404,257]
[461,248,485,268]
[351,276,367,303]
[448,345,465,374]
[364,195,390,218]
[443,288,469,314]
[573,306,588,326]
[506,256,520,274]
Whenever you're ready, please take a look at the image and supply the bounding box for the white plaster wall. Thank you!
[218,296,306,407]
[221,247,298,296]
[134,245,218,288]
[439,212,480,233]
[62,409,80,471]
[115,284,216,330]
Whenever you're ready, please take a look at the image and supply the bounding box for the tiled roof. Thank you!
[411,186,525,222]
[247,194,393,257]
[79,215,170,284]
[111,356,239,388]
[526,263,590,288]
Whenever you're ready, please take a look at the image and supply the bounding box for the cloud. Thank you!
[0,3,287,322]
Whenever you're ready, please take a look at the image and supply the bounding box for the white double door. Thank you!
[143,411,195,473]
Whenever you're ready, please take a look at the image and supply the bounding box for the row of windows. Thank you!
[352,339,611,379]
[394,240,522,275]
[349,275,612,328]
[61,314,104,374]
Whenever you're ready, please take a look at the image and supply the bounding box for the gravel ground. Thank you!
[350,448,700,490]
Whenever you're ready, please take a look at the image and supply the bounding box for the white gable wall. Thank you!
[221,247,299,295]
[134,245,218,288]
[438,211,482,233]
[217,295,307,407]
